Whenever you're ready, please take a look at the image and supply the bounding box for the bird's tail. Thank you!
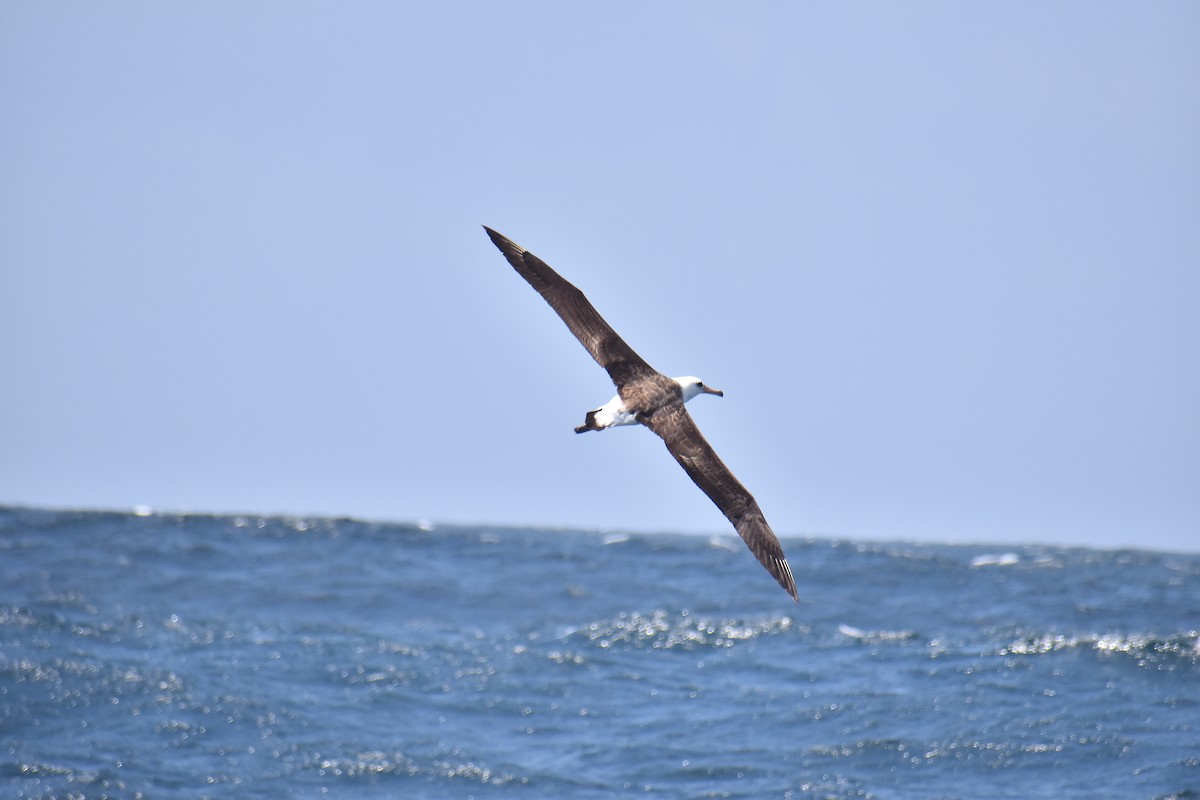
[574,410,602,434]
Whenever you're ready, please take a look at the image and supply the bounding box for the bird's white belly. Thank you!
[593,394,639,428]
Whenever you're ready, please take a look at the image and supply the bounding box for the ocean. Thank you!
[1,506,1196,799]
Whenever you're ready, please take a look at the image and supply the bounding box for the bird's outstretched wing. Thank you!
[484,227,659,390]
[642,402,798,601]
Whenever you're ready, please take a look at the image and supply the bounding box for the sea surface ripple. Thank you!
[2,507,1197,799]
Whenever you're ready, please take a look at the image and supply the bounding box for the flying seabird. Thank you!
[484,227,798,602]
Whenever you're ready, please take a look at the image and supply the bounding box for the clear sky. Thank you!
[2,3,1197,552]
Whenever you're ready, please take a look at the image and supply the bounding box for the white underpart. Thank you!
[591,394,639,428]
[590,376,708,429]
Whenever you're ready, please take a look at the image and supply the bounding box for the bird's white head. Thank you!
[673,376,724,403]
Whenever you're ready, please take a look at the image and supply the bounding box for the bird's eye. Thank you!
[697,382,705,387]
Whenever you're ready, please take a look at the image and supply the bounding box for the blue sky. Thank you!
[2,3,1197,552]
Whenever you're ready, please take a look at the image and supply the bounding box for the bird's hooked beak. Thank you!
[703,386,724,397]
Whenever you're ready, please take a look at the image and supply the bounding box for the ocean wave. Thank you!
[565,609,794,651]
[997,630,1199,665]
[970,552,1021,567]
[6,760,133,795]
[837,624,920,644]
[311,749,524,786]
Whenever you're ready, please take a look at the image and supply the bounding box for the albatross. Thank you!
[484,227,798,602]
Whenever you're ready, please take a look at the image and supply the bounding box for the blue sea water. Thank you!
[1,506,1197,799]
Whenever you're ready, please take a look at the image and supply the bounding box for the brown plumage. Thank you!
[484,226,798,602]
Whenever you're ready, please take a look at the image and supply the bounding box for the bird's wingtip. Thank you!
[482,226,523,255]
[782,568,799,603]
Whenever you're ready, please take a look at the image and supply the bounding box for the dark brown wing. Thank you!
[643,402,798,601]
[484,227,659,390]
